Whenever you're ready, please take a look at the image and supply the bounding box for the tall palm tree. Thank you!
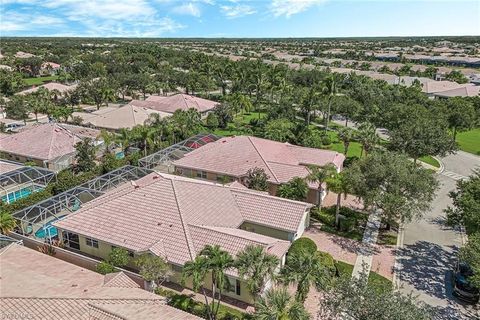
[306,163,337,209]
[337,127,355,155]
[182,245,234,320]
[322,74,343,132]
[0,211,17,234]
[357,122,379,158]
[281,250,332,303]
[117,128,133,153]
[253,287,310,320]
[235,245,279,299]
[326,171,352,229]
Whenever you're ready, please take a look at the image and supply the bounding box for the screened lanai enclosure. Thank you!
[0,161,55,204]
[12,165,153,243]
[138,133,220,172]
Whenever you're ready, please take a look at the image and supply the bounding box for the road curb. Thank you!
[392,224,405,289]
[433,156,445,174]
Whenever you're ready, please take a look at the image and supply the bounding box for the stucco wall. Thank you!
[239,221,292,241]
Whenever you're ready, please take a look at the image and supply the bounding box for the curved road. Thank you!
[396,151,480,319]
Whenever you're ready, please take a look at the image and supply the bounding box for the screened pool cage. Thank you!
[12,165,153,243]
[0,233,23,249]
[138,133,221,171]
[0,164,55,204]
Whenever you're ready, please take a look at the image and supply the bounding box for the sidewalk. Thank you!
[352,209,381,279]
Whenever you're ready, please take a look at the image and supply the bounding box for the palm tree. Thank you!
[277,177,309,201]
[253,287,310,320]
[0,211,17,234]
[326,171,351,229]
[117,128,133,153]
[357,122,379,157]
[306,164,337,209]
[337,127,355,155]
[235,245,279,299]
[182,245,234,320]
[280,250,332,303]
[322,74,340,132]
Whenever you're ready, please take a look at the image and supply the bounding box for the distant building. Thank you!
[130,93,219,117]
[174,135,345,204]
[17,82,77,97]
[41,61,62,75]
[0,123,100,171]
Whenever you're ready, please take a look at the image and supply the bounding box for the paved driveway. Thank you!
[396,151,480,319]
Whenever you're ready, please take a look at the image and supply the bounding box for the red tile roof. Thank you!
[174,136,345,184]
[54,173,311,265]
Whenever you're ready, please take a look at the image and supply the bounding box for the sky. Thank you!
[1,0,479,38]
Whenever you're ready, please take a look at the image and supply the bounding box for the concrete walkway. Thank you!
[352,209,381,279]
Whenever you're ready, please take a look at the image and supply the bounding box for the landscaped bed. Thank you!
[311,206,368,242]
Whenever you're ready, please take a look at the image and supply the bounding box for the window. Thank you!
[196,171,207,179]
[85,237,99,248]
[222,277,241,296]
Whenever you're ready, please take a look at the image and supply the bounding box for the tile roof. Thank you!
[54,173,310,266]
[433,85,480,98]
[0,123,82,161]
[174,136,345,184]
[18,82,77,95]
[130,94,219,114]
[73,105,170,130]
[0,244,200,320]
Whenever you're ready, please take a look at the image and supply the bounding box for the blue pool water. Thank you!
[1,186,42,204]
[35,215,67,239]
[116,151,125,159]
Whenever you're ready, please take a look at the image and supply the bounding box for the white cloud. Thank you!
[270,0,328,18]
[1,11,65,31]
[220,4,256,19]
[172,2,201,17]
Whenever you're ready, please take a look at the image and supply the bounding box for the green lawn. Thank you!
[456,128,480,155]
[334,260,392,288]
[419,155,440,168]
[311,206,368,242]
[24,75,59,86]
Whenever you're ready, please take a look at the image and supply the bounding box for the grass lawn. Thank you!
[311,206,368,242]
[24,75,59,86]
[419,155,440,168]
[456,128,480,155]
[334,260,392,288]
[377,230,398,246]
[236,111,266,124]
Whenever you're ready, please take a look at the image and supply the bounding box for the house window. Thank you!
[196,171,207,179]
[235,279,241,296]
[85,237,99,248]
[222,277,241,296]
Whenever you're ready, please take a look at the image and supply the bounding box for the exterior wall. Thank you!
[239,222,292,241]
[58,230,256,303]
[0,152,45,168]
[175,166,234,184]
[295,211,310,240]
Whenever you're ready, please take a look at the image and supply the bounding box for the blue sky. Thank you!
[1,0,479,38]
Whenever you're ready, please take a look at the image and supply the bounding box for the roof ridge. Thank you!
[231,187,313,207]
[87,304,127,320]
[190,224,273,246]
[247,136,279,182]
[170,179,196,261]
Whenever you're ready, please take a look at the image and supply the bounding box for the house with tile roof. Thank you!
[173,135,346,204]
[129,93,219,117]
[0,242,200,319]
[0,122,100,171]
[72,104,170,131]
[17,82,77,96]
[54,172,312,303]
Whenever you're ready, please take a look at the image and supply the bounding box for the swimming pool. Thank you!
[1,186,43,204]
[34,215,67,239]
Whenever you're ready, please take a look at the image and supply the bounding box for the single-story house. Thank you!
[173,135,345,204]
[433,85,480,98]
[129,94,219,117]
[0,123,100,171]
[72,104,170,131]
[54,172,312,304]
[0,241,200,319]
[18,82,77,96]
[41,61,62,75]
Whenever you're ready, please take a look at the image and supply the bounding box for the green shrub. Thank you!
[96,261,116,275]
[339,217,356,232]
[316,251,336,276]
[321,135,332,146]
[287,237,317,261]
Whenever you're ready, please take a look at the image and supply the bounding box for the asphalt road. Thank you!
[397,151,480,319]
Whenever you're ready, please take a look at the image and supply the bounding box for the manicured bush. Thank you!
[321,135,332,146]
[287,237,318,260]
[316,251,336,276]
[339,217,356,232]
[96,261,116,275]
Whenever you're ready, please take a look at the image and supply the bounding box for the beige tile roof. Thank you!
[0,244,200,320]
[18,83,77,95]
[174,136,345,184]
[74,105,170,130]
[54,173,310,266]
[130,94,219,114]
[0,123,82,161]
[0,160,22,175]
[433,85,480,98]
